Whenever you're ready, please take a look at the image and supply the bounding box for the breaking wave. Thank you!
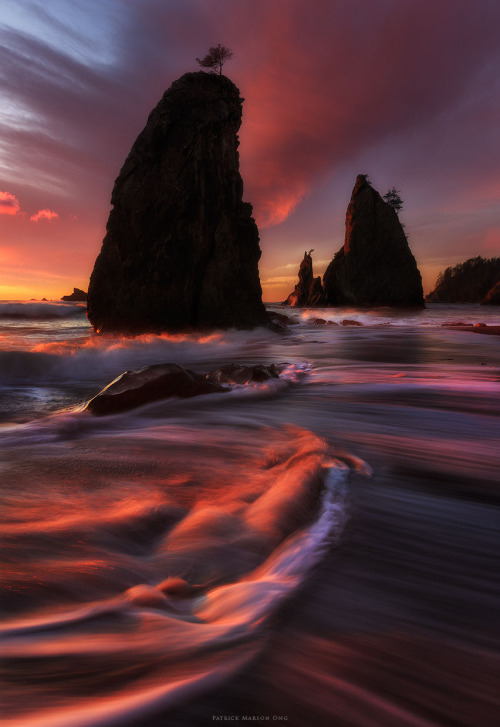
[0,426,355,726]
[0,301,86,318]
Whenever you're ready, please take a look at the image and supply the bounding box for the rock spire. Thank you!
[87,72,267,333]
[323,175,424,307]
[283,251,325,306]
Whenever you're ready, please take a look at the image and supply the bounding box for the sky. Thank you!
[0,0,499,301]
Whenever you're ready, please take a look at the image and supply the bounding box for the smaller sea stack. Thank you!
[62,288,87,302]
[284,251,325,307]
[323,175,424,307]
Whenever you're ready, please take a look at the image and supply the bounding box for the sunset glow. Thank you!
[0,0,499,303]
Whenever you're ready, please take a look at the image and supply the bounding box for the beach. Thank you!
[1,301,499,726]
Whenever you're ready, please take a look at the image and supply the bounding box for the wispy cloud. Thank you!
[0,190,20,215]
[30,208,59,222]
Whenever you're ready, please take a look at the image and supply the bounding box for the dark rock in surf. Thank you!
[87,72,267,333]
[267,311,297,326]
[62,288,87,302]
[86,362,286,415]
[86,363,228,415]
[323,175,424,307]
[481,281,500,305]
[284,252,325,307]
[341,319,363,326]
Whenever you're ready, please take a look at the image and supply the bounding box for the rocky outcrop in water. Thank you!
[86,362,284,415]
[284,252,325,307]
[62,288,87,302]
[87,72,267,333]
[482,281,500,305]
[323,175,424,307]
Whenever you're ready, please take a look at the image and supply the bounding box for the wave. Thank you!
[0,301,86,318]
[0,326,302,388]
[265,303,500,327]
[0,363,311,451]
[0,426,359,726]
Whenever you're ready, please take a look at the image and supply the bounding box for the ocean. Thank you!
[0,300,499,726]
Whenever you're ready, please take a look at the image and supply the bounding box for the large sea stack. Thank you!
[87,72,267,333]
[323,175,424,307]
[283,251,325,306]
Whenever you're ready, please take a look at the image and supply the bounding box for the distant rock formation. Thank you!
[426,256,500,303]
[283,251,325,307]
[62,288,87,302]
[323,175,424,307]
[87,72,267,333]
[481,281,500,305]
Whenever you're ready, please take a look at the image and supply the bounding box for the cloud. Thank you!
[0,190,21,215]
[0,0,499,299]
[30,208,59,222]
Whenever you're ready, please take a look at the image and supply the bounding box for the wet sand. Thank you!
[443,324,500,336]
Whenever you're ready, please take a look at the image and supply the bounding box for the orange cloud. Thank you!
[0,191,21,215]
[30,208,59,222]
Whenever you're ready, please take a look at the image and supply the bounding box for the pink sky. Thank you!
[0,0,499,301]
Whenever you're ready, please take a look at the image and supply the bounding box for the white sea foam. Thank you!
[0,301,86,318]
[0,426,356,727]
[266,302,500,327]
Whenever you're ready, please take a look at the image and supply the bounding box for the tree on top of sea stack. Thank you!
[196,44,233,75]
[383,187,404,214]
[323,175,424,307]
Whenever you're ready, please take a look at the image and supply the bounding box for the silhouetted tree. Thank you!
[383,187,404,213]
[428,256,500,302]
[196,44,233,75]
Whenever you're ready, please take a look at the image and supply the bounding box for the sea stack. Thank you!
[61,288,87,302]
[284,251,325,306]
[87,72,267,333]
[323,175,424,307]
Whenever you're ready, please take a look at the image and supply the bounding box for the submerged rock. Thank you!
[206,363,281,385]
[86,364,227,415]
[62,288,87,302]
[284,252,325,307]
[267,311,297,326]
[86,362,285,415]
[323,175,424,307]
[481,281,500,305]
[87,71,267,333]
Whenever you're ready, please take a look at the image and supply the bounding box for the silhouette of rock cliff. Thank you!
[284,251,325,306]
[323,175,424,307]
[87,72,267,333]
